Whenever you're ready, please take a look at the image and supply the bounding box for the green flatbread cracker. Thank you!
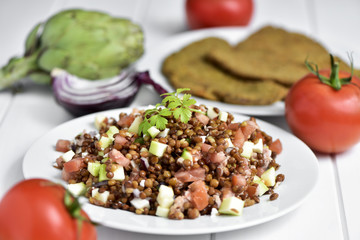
[207,26,358,86]
[162,37,288,105]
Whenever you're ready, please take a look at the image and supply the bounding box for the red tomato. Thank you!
[186,0,254,29]
[285,62,360,153]
[0,179,97,240]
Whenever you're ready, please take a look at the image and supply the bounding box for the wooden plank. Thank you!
[313,0,360,239]
[251,0,313,34]
[334,143,360,240]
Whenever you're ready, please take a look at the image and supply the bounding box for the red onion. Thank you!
[51,68,168,116]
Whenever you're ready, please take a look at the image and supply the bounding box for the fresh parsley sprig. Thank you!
[138,88,202,136]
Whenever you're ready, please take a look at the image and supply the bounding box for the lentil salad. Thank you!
[55,90,284,220]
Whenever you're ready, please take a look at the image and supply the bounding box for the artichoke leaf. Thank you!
[0,9,144,90]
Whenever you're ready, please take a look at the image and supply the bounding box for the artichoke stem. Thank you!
[0,51,40,90]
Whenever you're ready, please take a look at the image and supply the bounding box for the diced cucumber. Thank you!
[261,167,276,187]
[219,111,228,122]
[158,128,170,138]
[241,141,254,159]
[67,182,86,196]
[98,164,109,182]
[219,197,244,216]
[101,157,109,163]
[62,150,75,162]
[88,161,101,177]
[98,136,112,149]
[155,206,170,218]
[130,198,150,209]
[128,116,143,134]
[181,149,192,161]
[106,126,119,139]
[95,115,106,130]
[92,188,109,204]
[149,141,168,157]
[253,176,269,196]
[147,126,160,138]
[206,106,218,119]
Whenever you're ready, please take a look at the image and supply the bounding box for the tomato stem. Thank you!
[64,189,96,240]
[305,54,353,90]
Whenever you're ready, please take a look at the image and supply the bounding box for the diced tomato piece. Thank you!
[113,135,129,150]
[231,174,247,187]
[55,139,71,153]
[109,149,130,167]
[201,143,212,152]
[246,185,257,198]
[131,108,140,114]
[61,169,77,182]
[208,151,227,164]
[241,120,259,140]
[114,135,129,150]
[228,123,240,131]
[63,157,84,173]
[117,115,135,128]
[195,112,210,125]
[56,157,64,168]
[221,187,235,200]
[269,139,282,155]
[115,135,128,145]
[256,167,265,177]
[175,168,205,183]
[188,180,209,211]
[233,129,245,148]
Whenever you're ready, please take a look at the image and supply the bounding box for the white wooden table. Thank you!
[1,0,359,239]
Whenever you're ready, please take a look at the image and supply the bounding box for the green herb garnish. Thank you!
[138,88,201,136]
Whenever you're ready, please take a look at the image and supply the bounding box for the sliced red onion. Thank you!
[140,157,150,170]
[51,68,168,116]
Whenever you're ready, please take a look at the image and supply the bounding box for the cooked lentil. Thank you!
[55,104,284,220]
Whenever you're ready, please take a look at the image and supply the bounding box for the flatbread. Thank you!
[207,26,358,86]
[162,37,288,105]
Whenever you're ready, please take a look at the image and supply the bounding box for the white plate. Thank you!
[23,107,319,235]
[136,26,360,116]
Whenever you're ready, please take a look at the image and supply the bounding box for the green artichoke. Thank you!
[0,9,144,90]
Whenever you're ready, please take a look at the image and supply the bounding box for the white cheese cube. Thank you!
[219,111,228,122]
[241,141,254,159]
[158,128,170,138]
[112,165,125,181]
[92,188,110,204]
[67,182,86,196]
[130,198,150,209]
[253,139,263,153]
[62,150,75,162]
[95,115,106,130]
[206,106,219,119]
